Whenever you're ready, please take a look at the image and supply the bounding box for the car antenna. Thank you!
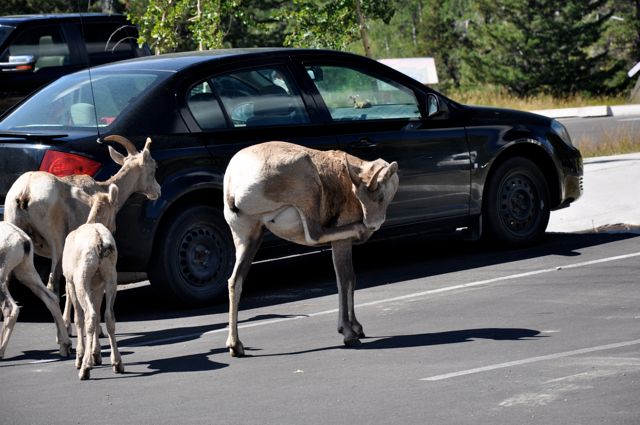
[78,7,102,139]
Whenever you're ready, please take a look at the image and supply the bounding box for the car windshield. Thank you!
[0,69,163,131]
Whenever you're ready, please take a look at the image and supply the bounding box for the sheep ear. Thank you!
[70,187,92,206]
[345,153,362,186]
[380,161,398,181]
[367,164,385,191]
[108,184,119,205]
[109,146,125,166]
[144,137,153,152]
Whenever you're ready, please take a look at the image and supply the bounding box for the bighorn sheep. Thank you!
[62,184,123,380]
[4,135,161,330]
[223,141,399,356]
[0,222,72,359]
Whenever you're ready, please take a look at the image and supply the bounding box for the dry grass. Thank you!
[573,128,640,158]
[443,86,629,110]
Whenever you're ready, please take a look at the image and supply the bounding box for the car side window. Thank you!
[187,81,227,130]
[204,67,310,128]
[305,65,421,121]
[5,24,70,71]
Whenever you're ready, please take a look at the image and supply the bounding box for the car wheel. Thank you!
[483,157,550,246]
[149,205,234,305]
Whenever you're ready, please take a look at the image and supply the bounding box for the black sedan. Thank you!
[0,48,583,305]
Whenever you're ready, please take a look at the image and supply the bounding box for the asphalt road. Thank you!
[2,230,639,425]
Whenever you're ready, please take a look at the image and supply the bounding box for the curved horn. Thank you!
[143,137,153,151]
[103,135,138,156]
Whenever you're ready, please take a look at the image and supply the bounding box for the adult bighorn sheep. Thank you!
[223,141,399,356]
[4,135,161,330]
[0,222,72,359]
[62,184,123,380]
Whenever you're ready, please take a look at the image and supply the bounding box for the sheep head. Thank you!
[346,155,399,232]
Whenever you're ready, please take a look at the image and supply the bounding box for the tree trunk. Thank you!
[354,0,372,57]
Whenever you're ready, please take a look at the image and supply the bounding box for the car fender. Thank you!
[115,168,224,271]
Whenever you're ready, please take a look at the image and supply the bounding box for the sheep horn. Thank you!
[144,137,153,151]
[103,135,138,156]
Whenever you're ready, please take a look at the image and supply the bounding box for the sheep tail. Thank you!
[226,193,239,214]
[15,186,30,211]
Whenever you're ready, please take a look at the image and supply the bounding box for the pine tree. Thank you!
[462,0,625,97]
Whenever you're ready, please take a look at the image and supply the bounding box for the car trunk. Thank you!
[0,141,47,218]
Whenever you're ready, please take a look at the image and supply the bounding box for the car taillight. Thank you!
[39,150,102,177]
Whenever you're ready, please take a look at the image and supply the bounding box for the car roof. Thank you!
[89,48,363,73]
[0,13,129,25]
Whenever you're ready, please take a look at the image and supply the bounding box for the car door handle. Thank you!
[348,138,377,149]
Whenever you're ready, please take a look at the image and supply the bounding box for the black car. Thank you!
[0,48,583,305]
[0,13,150,115]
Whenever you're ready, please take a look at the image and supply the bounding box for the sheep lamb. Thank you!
[62,184,123,380]
[0,222,71,359]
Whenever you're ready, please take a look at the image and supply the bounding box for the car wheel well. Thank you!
[485,144,560,209]
[154,188,224,240]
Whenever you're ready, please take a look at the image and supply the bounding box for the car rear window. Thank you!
[0,70,163,131]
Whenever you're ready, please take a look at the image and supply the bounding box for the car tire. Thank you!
[482,157,550,246]
[149,205,234,305]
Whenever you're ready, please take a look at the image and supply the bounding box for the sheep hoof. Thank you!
[113,362,124,374]
[79,368,90,380]
[229,342,245,357]
[344,337,362,347]
[60,342,72,357]
[92,353,102,366]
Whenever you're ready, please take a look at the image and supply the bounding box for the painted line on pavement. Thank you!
[201,251,640,336]
[421,338,640,381]
[114,251,640,349]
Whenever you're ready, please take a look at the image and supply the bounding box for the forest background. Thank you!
[2,0,639,109]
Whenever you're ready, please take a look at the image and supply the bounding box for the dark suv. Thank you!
[0,13,150,115]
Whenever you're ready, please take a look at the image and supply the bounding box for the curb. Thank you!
[531,104,640,119]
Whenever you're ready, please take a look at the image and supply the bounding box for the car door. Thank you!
[297,60,471,227]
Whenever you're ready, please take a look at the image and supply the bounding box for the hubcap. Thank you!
[178,226,225,288]
[499,174,539,233]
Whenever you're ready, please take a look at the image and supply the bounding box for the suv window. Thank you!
[80,22,138,65]
[3,24,70,71]
[305,65,421,121]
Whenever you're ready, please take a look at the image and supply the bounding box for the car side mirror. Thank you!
[0,55,36,72]
[426,93,440,117]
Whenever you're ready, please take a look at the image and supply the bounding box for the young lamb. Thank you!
[0,222,72,359]
[62,184,123,380]
[223,141,399,356]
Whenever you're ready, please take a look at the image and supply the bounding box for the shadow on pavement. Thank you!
[13,230,640,323]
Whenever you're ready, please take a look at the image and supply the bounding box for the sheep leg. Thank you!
[0,277,20,359]
[62,291,73,336]
[89,287,103,366]
[226,218,264,357]
[78,289,97,380]
[67,280,84,370]
[13,261,71,357]
[331,239,362,346]
[104,275,123,374]
[298,207,368,245]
